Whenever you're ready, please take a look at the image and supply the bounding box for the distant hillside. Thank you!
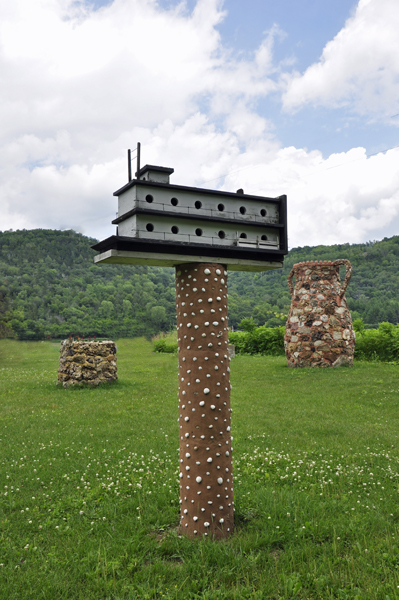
[0,229,176,340]
[1,229,399,339]
[227,236,399,328]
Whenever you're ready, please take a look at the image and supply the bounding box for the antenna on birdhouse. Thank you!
[127,142,141,182]
[136,142,141,175]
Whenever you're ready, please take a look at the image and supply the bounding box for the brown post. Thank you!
[175,263,234,539]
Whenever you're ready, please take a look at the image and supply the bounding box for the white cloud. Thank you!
[0,0,282,239]
[282,0,399,118]
[224,145,399,247]
[1,0,399,252]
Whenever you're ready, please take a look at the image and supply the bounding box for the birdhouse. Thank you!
[93,160,288,272]
[91,148,289,540]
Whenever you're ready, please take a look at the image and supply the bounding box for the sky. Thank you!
[1,0,399,248]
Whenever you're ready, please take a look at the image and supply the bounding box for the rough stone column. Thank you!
[175,263,234,539]
[57,340,117,387]
[284,260,355,368]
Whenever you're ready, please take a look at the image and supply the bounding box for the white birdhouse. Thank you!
[93,158,288,272]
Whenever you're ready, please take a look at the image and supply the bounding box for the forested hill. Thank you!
[0,229,176,340]
[1,229,399,340]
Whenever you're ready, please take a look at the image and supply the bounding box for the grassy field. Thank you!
[1,338,399,599]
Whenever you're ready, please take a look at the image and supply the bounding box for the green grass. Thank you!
[1,338,399,599]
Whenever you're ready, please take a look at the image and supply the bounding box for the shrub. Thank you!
[229,326,285,356]
[354,321,399,362]
[153,339,178,353]
[152,320,399,361]
[152,332,178,353]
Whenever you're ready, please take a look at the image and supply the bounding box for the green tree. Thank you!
[0,285,13,338]
[150,306,167,329]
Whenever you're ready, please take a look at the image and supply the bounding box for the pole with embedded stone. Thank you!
[175,263,234,539]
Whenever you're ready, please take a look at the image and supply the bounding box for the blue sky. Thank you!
[203,0,398,157]
[91,0,393,155]
[1,0,398,247]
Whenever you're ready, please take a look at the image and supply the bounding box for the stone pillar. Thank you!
[175,263,234,539]
[57,340,117,387]
[284,260,355,368]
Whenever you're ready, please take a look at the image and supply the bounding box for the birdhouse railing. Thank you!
[134,228,280,249]
[136,199,280,225]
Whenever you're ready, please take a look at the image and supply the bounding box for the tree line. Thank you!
[1,229,399,340]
